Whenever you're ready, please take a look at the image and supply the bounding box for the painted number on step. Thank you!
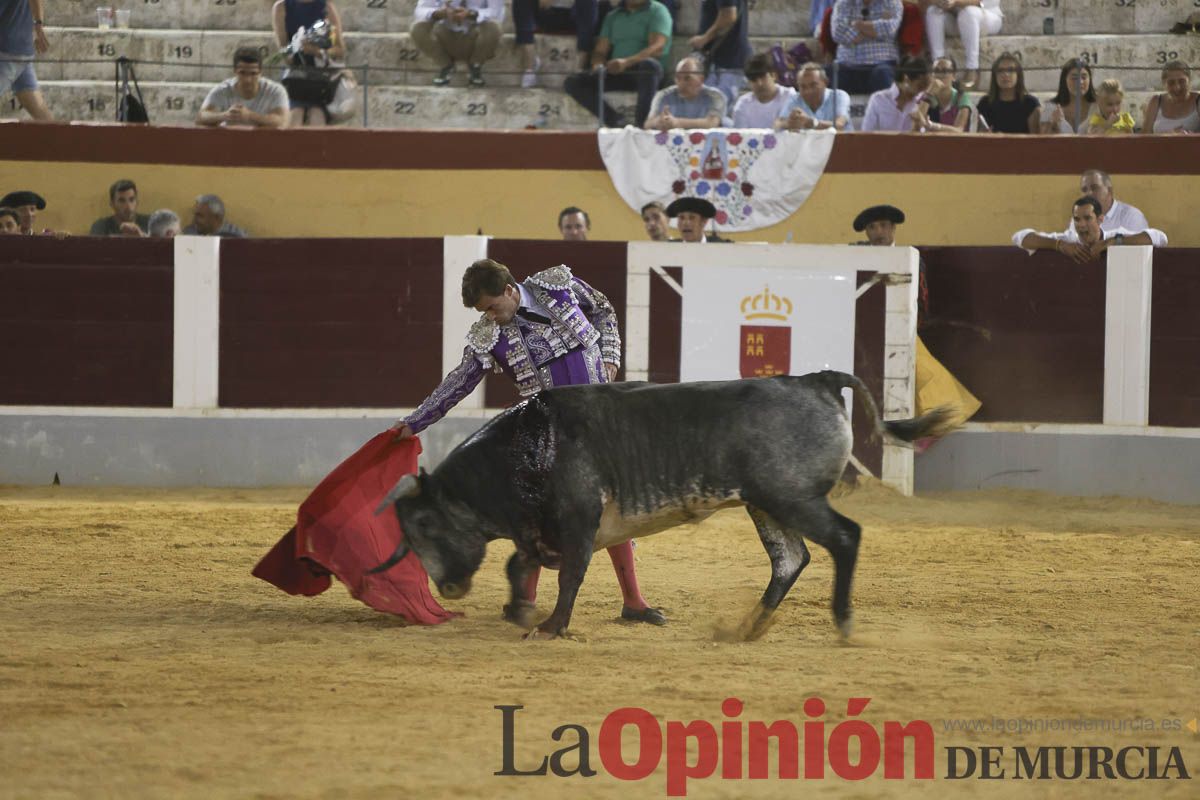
[393,101,416,114]
[539,104,560,117]
[397,48,420,62]
[367,0,388,8]
[164,96,185,110]
[467,102,487,116]
[172,45,194,59]
[546,48,574,62]
[98,43,116,57]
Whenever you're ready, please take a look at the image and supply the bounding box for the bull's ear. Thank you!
[374,473,421,515]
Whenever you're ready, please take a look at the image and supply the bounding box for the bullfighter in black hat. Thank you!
[665,197,731,243]
[0,190,46,235]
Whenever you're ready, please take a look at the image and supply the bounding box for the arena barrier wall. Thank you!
[1,236,1197,502]
[3,124,1200,246]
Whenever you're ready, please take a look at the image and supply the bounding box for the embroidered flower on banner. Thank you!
[657,130,767,228]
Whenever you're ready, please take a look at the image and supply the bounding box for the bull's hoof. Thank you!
[836,612,854,641]
[502,601,536,628]
[621,606,667,626]
[524,626,571,641]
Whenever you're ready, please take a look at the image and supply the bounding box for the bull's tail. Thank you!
[821,371,958,445]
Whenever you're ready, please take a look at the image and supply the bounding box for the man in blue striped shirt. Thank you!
[827,0,902,95]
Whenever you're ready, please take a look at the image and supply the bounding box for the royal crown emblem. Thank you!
[740,286,792,378]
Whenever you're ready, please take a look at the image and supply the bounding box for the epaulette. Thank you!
[527,264,573,290]
[466,315,500,353]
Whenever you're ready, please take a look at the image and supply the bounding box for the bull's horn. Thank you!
[367,542,410,574]
[374,473,421,515]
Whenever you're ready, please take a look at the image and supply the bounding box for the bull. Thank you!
[373,371,952,640]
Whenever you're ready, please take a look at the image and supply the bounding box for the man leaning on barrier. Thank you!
[1013,196,1167,264]
[563,0,673,128]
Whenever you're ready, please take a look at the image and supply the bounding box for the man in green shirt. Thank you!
[89,179,151,237]
[563,0,673,127]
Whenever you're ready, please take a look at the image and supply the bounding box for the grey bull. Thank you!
[373,371,952,639]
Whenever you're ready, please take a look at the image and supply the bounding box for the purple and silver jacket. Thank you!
[404,265,622,435]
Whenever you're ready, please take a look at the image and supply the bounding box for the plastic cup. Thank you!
[115,9,131,28]
[96,7,114,30]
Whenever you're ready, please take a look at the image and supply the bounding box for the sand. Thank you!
[1,483,1197,799]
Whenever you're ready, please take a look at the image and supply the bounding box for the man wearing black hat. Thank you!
[851,202,980,436]
[666,196,730,243]
[0,190,46,235]
[852,204,905,247]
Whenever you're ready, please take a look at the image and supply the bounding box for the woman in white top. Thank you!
[1142,60,1200,134]
[1040,58,1095,135]
[924,0,1002,88]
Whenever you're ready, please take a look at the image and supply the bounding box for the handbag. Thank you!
[115,57,149,123]
[282,65,338,106]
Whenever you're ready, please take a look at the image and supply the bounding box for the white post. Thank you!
[1104,246,1153,426]
[880,247,919,495]
[625,243,653,381]
[442,236,491,409]
[172,235,220,409]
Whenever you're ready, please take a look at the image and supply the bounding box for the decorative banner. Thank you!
[680,266,856,385]
[598,127,837,232]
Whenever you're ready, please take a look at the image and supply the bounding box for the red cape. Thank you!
[252,433,456,625]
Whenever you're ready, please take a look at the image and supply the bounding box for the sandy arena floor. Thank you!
[1,483,1197,799]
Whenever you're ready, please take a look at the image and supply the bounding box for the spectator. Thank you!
[777,62,851,131]
[1083,79,1135,136]
[1040,59,1095,135]
[924,0,1002,90]
[0,0,52,121]
[644,56,726,130]
[273,0,348,125]
[411,0,503,87]
[0,190,44,234]
[731,53,796,128]
[861,55,931,132]
[148,209,181,238]
[912,56,971,132]
[828,0,903,95]
[559,206,590,240]
[975,52,1038,133]
[196,48,289,129]
[563,0,672,128]
[666,197,729,242]
[182,195,248,238]
[89,179,150,237]
[690,0,751,109]
[0,207,20,234]
[1013,195,1167,262]
[514,1,608,87]
[640,201,672,240]
[1074,169,1149,233]
[1142,60,1200,134]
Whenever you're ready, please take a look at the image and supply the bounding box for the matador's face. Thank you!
[475,283,520,325]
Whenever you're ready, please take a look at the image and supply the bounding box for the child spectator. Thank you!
[1084,79,1136,135]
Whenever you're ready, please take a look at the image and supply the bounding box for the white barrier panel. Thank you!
[680,266,856,383]
[172,235,220,409]
[1104,245,1153,426]
[442,236,491,412]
